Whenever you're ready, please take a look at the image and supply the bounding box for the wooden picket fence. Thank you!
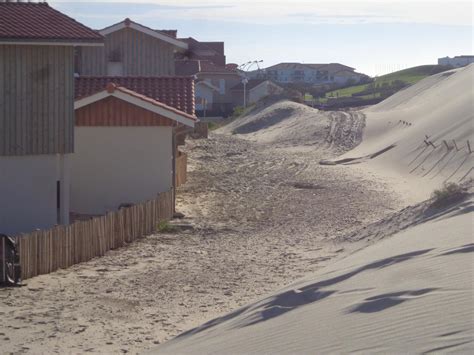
[17,190,174,280]
[176,151,188,187]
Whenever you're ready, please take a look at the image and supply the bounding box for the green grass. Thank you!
[325,65,450,99]
[157,220,177,233]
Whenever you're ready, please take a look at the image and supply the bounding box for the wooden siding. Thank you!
[77,27,175,76]
[76,96,176,126]
[0,45,74,156]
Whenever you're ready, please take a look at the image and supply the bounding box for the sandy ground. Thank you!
[0,109,401,353]
[157,189,474,354]
[333,65,474,201]
[154,66,474,354]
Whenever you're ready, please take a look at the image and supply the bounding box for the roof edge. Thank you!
[75,84,196,127]
[99,19,188,50]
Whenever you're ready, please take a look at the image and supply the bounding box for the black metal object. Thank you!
[0,234,22,286]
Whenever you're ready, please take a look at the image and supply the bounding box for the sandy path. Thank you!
[1,132,401,354]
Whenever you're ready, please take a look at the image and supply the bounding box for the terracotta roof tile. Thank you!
[107,84,197,121]
[0,2,103,43]
[75,77,195,116]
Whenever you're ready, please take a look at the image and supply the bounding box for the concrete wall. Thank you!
[71,127,173,215]
[0,154,70,236]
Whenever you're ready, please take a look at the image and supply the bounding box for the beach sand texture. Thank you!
[154,65,474,353]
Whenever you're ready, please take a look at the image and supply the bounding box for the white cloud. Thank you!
[52,0,473,26]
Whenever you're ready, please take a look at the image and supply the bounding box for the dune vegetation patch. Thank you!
[430,183,467,208]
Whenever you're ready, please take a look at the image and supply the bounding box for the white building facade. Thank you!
[248,62,366,85]
[438,56,474,68]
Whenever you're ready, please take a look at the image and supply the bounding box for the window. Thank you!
[219,79,225,94]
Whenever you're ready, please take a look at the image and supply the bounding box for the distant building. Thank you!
[230,79,284,107]
[246,62,367,85]
[176,60,242,116]
[438,56,474,68]
[177,37,226,67]
[75,18,188,76]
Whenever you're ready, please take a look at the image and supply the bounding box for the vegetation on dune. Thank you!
[324,65,451,100]
[430,182,467,208]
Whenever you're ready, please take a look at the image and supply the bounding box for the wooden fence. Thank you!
[17,190,174,280]
[176,151,187,187]
[192,122,209,139]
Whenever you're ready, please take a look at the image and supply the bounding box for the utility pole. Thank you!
[242,77,249,108]
[239,60,263,109]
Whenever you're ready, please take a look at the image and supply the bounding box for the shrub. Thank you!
[232,106,245,118]
[207,121,219,131]
[157,220,177,233]
[430,183,465,208]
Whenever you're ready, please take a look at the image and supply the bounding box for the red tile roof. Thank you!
[0,2,103,43]
[75,77,195,116]
[106,83,197,121]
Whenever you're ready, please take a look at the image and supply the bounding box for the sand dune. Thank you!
[219,100,365,154]
[331,65,474,200]
[154,191,474,354]
[152,66,474,354]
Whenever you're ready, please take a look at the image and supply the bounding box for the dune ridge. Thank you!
[153,66,474,354]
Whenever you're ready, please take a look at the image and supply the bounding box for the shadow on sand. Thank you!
[174,248,433,339]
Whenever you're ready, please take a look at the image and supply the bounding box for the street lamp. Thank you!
[239,60,263,108]
[242,77,249,108]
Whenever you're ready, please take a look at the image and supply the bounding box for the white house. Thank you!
[72,79,196,215]
[438,56,474,68]
[247,62,367,85]
[195,81,220,112]
[0,2,103,235]
[230,79,284,106]
[248,80,284,104]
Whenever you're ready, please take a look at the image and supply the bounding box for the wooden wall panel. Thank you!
[75,96,175,126]
[0,45,74,156]
[77,27,175,76]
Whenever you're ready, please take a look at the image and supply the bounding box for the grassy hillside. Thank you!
[324,65,451,101]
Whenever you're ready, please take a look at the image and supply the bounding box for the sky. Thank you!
[51,0,473,76]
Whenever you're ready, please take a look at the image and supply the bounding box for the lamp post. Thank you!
[239,60,263,109]
[242,77,249,108]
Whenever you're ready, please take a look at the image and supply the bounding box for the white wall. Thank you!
[71,126,172,215]
[0,154,70,236]
[438,56,474,67]
[248,82,283,104]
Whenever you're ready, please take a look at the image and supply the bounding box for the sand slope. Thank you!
[219,100,365,154]
[219,101,329,146]
[153,67,474,354]
[155,193,474,354]
[332,65,474,200]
